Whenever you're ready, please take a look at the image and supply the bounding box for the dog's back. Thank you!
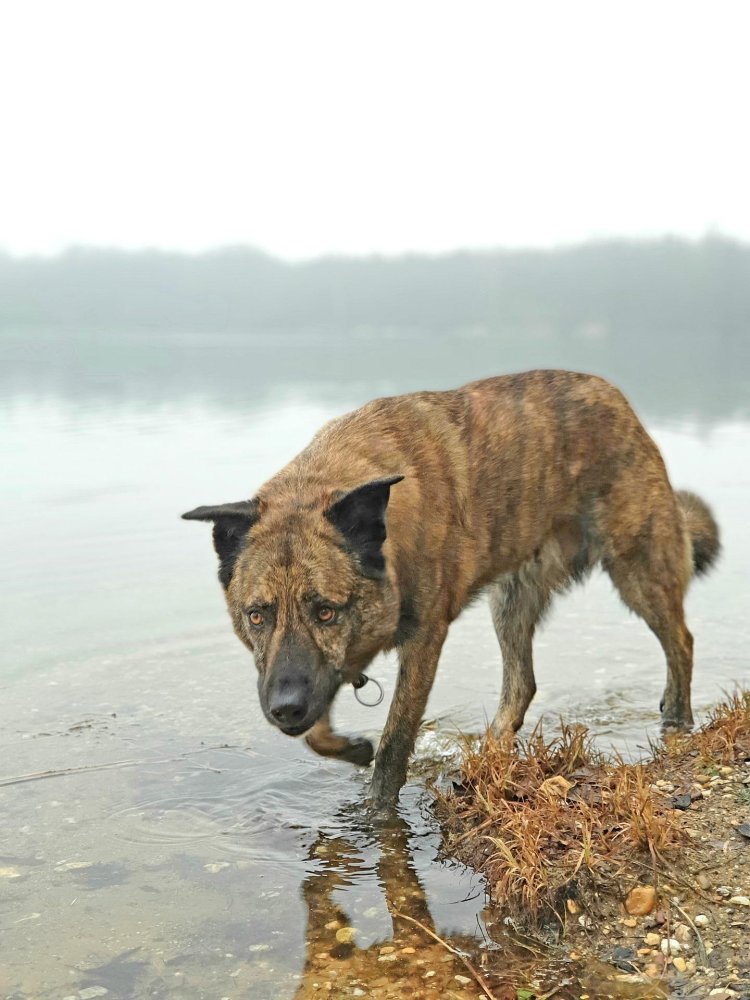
[269,369,706,598]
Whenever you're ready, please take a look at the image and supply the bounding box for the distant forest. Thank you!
[1,237,749,341]
[1,238,748,420]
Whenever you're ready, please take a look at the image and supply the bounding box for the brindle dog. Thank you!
[183,371,720,809]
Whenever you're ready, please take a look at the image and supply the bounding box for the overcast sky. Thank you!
[1,1,748,258]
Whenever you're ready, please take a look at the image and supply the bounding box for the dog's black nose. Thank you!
[268,692,307,728]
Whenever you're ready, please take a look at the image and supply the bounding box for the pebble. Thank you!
[672,793,692,810]
[644,933,661,947]
[335,927,355,943]
[454,975,472,985]
[611,946,636,970]
[674,923,692,945]
[626,885,656,916]
[660,938,681,956]
[673,956,688,972]
[728,895,750,906]
[378,953,396,962]
[79,990,109,999]
[694,913,710,927]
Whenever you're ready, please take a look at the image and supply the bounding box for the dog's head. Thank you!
[182,476,403,736]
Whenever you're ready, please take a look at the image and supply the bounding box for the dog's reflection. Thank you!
[294,816,489,999]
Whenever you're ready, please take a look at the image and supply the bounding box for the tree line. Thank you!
[1,237,748,343]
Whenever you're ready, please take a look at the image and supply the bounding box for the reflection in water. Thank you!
[1,326,748,423]
[296,815,495,1000]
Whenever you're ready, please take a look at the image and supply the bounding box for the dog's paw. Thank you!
[661,715,694,733]
[659,692,694,731]
[339,736,375,767]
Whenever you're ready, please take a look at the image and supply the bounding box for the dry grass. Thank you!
[690,689,750,764]
[436,691,750,927]
[652,689,750,765]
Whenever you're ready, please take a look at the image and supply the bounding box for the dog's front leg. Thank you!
[369,624,448,810]
[305,710,375,766]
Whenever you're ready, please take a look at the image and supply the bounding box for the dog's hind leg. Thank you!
[488,572,546,738]
[599,466,696,729]
[489,530,582,738]
[605,542,694,730]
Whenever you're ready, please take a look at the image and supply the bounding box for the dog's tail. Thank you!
[676,490,720,577]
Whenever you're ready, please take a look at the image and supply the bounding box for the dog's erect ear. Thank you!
[325,475,404,578]
[182,500,260,588]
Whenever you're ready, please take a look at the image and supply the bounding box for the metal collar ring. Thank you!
[352,673,384,707]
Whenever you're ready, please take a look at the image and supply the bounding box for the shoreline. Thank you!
[434,692,750,998]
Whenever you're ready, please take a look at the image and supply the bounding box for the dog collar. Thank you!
[352,673,384,707]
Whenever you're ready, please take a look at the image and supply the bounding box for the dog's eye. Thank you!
[317,607,336,624]
[248,610,264,627]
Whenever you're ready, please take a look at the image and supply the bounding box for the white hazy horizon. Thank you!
[2,0,749,259]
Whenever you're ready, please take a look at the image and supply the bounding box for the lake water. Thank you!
[1,330,748,998]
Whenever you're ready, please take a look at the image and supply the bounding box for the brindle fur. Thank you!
[183,370,720,809]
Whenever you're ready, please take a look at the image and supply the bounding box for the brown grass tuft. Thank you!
[692,689,750,764]
[436,692,750,927]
